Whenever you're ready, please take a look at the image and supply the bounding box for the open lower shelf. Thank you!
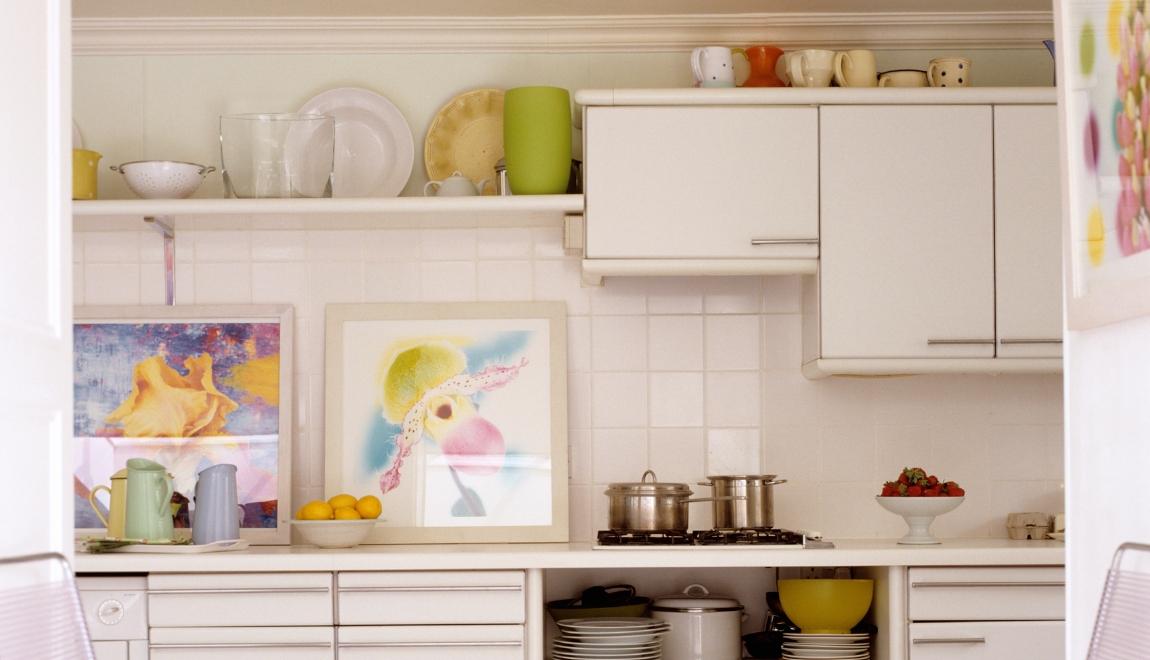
[72,194,584,231]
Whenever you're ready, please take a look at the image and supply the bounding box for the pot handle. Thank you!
[683,583,710,596]
[682,495,747,504]
[641,470,658,483]
[765,479,788,486]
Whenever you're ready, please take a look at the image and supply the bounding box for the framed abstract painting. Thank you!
[74,305,293,544]
[1058,0,1150,328]
[325,302,568,544]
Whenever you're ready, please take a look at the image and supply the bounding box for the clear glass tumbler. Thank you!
[219,113,334,198]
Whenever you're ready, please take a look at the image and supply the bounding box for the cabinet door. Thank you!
[92,641,129,660]
[585,106,818,259]
[994,105,1064,358]
[908,566,1065,621]
[337,570,525,625]
[909,621,1064,659]
[147,573,333,627]
[820,106,995,358]
[149,626,334,660]
[338,625,524,660]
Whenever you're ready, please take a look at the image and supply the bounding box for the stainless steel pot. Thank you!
[604,470,741,531]
[699,475,787,529]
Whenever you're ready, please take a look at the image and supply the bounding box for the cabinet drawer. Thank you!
[149,626,334,660]
[338,625,524,660]
[147,573,333,627]
[909,621,1063,659]
[908,567,1064,621]
[337,571,524,625]
[92,641,129,660]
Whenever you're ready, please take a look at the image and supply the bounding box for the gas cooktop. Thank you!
[593,528,810,549]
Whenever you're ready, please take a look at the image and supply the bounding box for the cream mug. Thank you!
[878,69,929,87]
[786,49,835,88]
[927,57,972,87]
[691,46,736,88]
[424,171,492,196]
[833,49,878,87]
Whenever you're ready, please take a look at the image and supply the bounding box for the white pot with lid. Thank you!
[651,583,744,660]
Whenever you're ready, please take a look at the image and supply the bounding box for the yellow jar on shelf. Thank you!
[72,148,101,200]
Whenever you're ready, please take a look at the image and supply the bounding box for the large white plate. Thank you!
[299,87,414,197]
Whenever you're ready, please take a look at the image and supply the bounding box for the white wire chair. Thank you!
[0,552,95,659]
[1087,542,1150,659]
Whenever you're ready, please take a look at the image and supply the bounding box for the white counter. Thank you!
[74,538,1063,573]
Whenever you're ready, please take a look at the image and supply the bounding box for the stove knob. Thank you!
[97,598,125,625]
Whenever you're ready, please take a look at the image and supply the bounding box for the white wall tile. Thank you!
[309,261,364,305]
[193,262,252,303]
[174,263,195,304]
[762,371,819,426]
[252,231,306,261]
[567,317,592,372]
[650,316,704,371]
[568,372,592,430]
[73,266,85,306]
[706,372,761,428]
[478,228,533,259]
[762,314,802,370]
[647,277,704,315]
[650,373,705,428]
[706,315,760,370]
[592,373,648,428]
[363,229,421,260]
[139,231,165,263]
[85,263,140,305]
[139,263,167,304]
[707,428,761,475]
[590,278,647,316]
[421,229,477,261]
[252,262,309,309]
[703,277,762,314]
[592,429,649,483]
[307,230,365,261]
[568,429,592,485]
[568,485,593,543]
[534,259,590,315]
[874,425,938,482]
[477,260,533,301]
[420,261,476,301]
[821,425,876,482]
[365,261,421,302]
[84,231,139,263]
[762,275,803,314]
[762,425,820,480]
[648,428,706,484]
[532,226,566,259]
[195,230,251,262]
[592,316,647,371]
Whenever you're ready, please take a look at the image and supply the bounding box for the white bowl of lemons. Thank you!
[291,493,382,548]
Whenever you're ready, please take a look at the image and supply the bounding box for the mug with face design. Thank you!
[691,46,736,88]
[833,49,878,87]
[927,57,972,87]
[786,49,835,88]
[878,69,929,87]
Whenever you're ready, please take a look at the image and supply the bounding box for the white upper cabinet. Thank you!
[818,105,996,359]
[583,105,818,269]
[994,105,1063,358]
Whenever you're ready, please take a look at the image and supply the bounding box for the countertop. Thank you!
[74,538,1064,573]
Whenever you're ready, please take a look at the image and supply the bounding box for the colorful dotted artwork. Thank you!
[1113,2,1150,256]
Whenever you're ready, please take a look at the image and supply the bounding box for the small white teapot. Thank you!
[423,171,492,197]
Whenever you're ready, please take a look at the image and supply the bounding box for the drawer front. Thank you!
[337,571,525,625]
[148,573,333,627]
[93,641,129,660]
[909,621,1064,659]
[908,567,1065,621]
[149,626,333,660]
[338,625,524,660]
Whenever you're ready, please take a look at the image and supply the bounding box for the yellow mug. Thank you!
[89,468,128,538]
[72,149,102,200]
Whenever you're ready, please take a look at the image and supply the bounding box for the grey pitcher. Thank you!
[192,463,241,544]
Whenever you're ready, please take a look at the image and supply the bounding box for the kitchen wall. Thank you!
[73,226,1064,540]
[73,48,1064,540]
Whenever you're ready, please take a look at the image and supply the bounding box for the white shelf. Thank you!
[72,194,584,231]
[575,87,1057,107]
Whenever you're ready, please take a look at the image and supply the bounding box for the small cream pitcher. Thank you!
[88,468,128,538]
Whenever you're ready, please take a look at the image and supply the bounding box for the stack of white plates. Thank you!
[553,617,670,659]
[782,632,871,659]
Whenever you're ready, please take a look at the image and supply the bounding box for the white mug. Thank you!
[786,49,835,88]
[833,49,878,87]
[691,46,736,88]
[878,69,929,88]
[927,57,972,87]
[423,171,491,197]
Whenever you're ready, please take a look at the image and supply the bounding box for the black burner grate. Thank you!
[597,530,694,545]
[596,528,804,546]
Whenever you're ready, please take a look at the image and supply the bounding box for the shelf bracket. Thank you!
[144,215,176,305]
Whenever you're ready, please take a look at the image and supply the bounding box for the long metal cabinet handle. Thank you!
[926,338,996,345]
[911,581,1065,588]
[750,238,819,245]
[149,648,333,653]
[912,637,987,645]
[340,585,521,593]
[340,641,523,648]
[999,338,1064,345]
[149,587,330,595]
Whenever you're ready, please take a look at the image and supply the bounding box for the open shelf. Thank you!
[72,194,584,231]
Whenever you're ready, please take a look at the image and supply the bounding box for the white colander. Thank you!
[110,160,215,199]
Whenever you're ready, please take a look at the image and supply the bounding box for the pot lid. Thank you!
[705,474,779,481]
[651,583,743,612]
[605,470,691,495]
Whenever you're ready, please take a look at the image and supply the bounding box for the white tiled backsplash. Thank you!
[75,224,1064,541]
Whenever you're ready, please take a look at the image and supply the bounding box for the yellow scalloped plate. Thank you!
[424,88,504,191]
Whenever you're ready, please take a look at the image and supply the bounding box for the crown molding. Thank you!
[72,12,1054,56]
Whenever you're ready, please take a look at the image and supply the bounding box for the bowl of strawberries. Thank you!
[876,467,965,545]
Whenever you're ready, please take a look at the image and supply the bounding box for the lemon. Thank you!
[327,493,357,510]
[355,495,382,519]
[298,500,334,520]
[333,506,362,520]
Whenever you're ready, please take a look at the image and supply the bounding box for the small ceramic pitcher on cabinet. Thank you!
[88,468,128,538]
[124,458,175,542]
[193,463,241,545]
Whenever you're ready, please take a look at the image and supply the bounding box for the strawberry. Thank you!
[924,487,941,497]
[949,486,965,497]
[927,475,939,487]
[898,473,909,485]
[907,485,923,496]
[881,485,897,497]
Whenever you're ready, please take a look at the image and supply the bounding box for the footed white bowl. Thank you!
[875,496,964,545]
[290,519,376,548]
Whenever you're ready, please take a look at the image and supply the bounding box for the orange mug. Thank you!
[734,45,787,87]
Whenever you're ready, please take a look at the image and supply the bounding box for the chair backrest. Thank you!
[1087,542,1150,659]
[0,552,95,659]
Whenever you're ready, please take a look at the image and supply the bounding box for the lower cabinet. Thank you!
[906,567,1065,659]
[148,626,334,659]
[338,625,525,660]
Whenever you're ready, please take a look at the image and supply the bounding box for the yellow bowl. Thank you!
[777,579,874,634]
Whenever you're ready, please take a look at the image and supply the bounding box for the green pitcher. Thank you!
[124,458,175,542]
[503,86,572,194]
